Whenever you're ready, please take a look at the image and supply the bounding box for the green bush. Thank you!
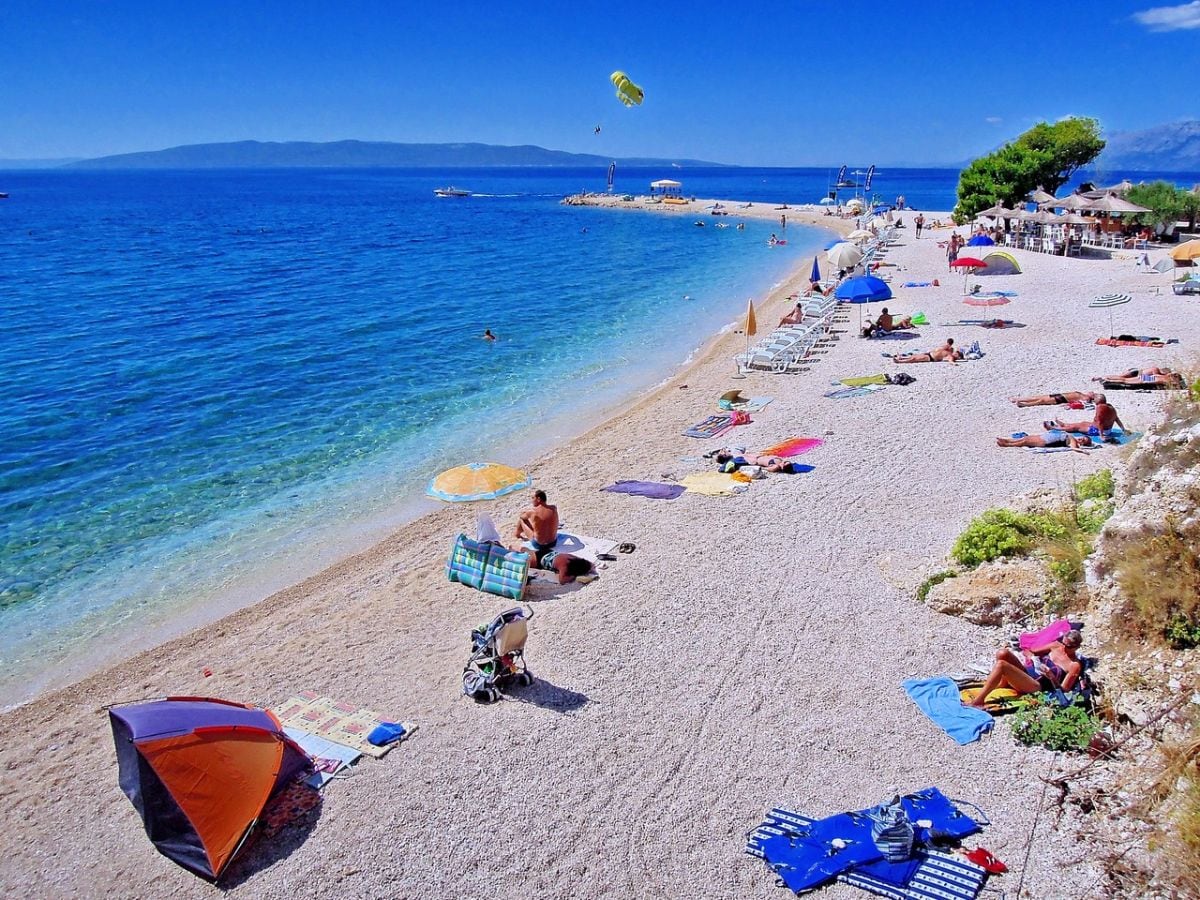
[951,509,1037,567]
[1075,469,1114,502]
[1165,614,1200,650]
[1011,703,1101,752]
[1075,500,1115,534]
[916,570,957,603]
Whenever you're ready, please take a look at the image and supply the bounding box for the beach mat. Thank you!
[537,530,617,564]
[760,437,824,457]
[825,384,886,400]
[600,480,685,500]
[275,691,402,758]
[683,413,737,439]
[284,726,363,788]
[841,374,889,387]
[680,472,745,495]
[1025,429,1142,452]
[1095,337,1165,348]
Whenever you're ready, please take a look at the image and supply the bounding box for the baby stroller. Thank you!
[462,607,534,703]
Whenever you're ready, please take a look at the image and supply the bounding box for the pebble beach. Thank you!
[1,199,1196,899]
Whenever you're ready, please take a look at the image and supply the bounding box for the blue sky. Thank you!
[2,0,1198,164]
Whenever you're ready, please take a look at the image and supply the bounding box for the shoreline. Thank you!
[7,200,1193,897]
[0,197,847,711]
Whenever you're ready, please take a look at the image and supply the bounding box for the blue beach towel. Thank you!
[902,677,993,745]
[824,384,886,400]
[756,810,884,893]
[902,281,933,288]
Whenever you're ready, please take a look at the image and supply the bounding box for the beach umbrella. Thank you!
[1089,292,1132,338]
[826,241,864,270]
[428,462,531,502]
[963,295,1012,308]
[1027,189,1056,205]
[819,197,836,205]
[974,204,1014,220]
[847,229,875,242]
[1089,194,1150,215]
[809,255,821,284]
[1171,239,1200,262]
[966,235,995,247]
[835,275,892,328]
[951,256,987,294]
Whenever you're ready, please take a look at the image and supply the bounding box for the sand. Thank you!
[1,204,1195,899]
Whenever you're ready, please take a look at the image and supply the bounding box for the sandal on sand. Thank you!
[618,542,636,554]
[597,552,617,562]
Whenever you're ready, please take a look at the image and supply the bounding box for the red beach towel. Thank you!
[759,437,824,457]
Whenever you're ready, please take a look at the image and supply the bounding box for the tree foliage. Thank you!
[1126,180,1200,230]
[953,117,1106,223]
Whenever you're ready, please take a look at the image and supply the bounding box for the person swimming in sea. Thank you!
[483,329,497,342]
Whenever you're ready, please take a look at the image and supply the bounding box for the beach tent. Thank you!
[109,697,312,881]
[974,251,1022,276]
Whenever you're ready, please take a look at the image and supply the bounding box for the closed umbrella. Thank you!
[809,255,821,284]
[428,463,531,502]
[1089,292,1132,339]
[732,298,757,380]
[826,241,864,270]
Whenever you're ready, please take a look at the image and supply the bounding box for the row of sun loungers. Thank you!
[735,294,844,374]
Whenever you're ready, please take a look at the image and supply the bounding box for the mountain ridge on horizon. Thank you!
[66,140,731,170]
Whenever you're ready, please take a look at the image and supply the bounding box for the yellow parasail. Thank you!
[610,71,644,107]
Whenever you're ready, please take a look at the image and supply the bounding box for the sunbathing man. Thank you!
[712,449,802,474]
[996,432,1094,453]
[893,338,962,364]
[1011,390,1098,408]
[1094,367,1184,388]
[1044,395,1126,439]
[967,630,1083,709]
[514,489,559,565]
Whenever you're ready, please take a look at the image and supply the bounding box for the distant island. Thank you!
[1098,120,1200,173]
[66,140,729,170]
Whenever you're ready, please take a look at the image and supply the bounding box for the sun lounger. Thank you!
[1172,279,1200,295]
[446,534,529,600]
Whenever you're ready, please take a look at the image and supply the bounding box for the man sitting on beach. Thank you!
[1011,391,1098,408]
[892,338,962,364]
[996,432,1095,453]
[1043,395,1126,440]
[514,489,559,565]
[863,307,913,337]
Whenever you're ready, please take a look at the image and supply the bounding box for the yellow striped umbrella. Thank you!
[427,463,530,502]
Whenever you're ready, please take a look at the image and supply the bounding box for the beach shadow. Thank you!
[525,575,594,600]
[868,332,920,341]
[219,783,322,889]
[509,676,590,713]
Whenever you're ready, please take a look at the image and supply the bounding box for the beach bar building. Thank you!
[649,178,683,200]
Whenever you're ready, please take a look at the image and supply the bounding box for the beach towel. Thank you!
[684,410,749,439]
[825,384,886,400]
[755,810,885,893]
[1101,379,1179,391]
[275,691,407,758]
[283,727,364,788]
[1026,429,1141,452]
[760,437,824,457]
[1095,337,1165,348]
[680,472,744,495]
[956,684,1031,715]
[536,530,618,564]
[600,480,685,500]
[841,374,889,387]
[902,677,994,745]
[902,281,933,287]
[718,396,773,412]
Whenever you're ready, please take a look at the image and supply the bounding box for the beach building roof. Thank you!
[650,179,682,188]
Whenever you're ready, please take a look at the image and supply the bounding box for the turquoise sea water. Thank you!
[1,164,1194,704]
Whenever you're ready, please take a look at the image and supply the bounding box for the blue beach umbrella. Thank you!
[835,275,893,329]
[810,256,821,284]
[966,235,995,247]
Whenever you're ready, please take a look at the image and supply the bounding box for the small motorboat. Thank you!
[0,192,8,199]
[434,187,471,198]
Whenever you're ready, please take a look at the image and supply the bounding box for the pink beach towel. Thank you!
[1019,619,1075,651]
[759,437,824,458]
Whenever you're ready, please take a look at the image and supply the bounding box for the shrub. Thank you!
[1074,469,1114,502]
[951,509,1036,567]
[1115,520,1200,646]
[1075,500,1115,535]
[1010,702,1101,752]
[916,570,957,603]
[1165,614,1200,650]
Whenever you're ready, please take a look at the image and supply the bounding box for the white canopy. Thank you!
[650,179,682,188]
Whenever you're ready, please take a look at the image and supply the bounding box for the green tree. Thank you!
[953,118,1105,223]
[1127,181,1187,230]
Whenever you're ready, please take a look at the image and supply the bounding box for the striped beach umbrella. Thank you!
[1089,292,1132,339]
[428,463,531,502]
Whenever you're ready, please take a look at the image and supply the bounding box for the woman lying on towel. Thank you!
[892,338,962,364]
[1093,367,1184,388]
[711,449,802,474]
[996,432,1095,453]
[1011,391,1098,408]
[967,630,1083,710]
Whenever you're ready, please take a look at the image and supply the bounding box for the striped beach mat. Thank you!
[747,809,989,900]
[683,414,735,439]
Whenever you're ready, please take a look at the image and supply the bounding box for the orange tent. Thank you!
[109,697,312,880]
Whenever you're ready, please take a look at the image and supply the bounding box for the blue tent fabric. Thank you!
[903,677,994,744]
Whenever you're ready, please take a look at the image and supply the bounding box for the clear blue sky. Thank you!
[2,0,1197,165]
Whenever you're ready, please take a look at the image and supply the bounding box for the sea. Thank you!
[1,164,1194,706]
